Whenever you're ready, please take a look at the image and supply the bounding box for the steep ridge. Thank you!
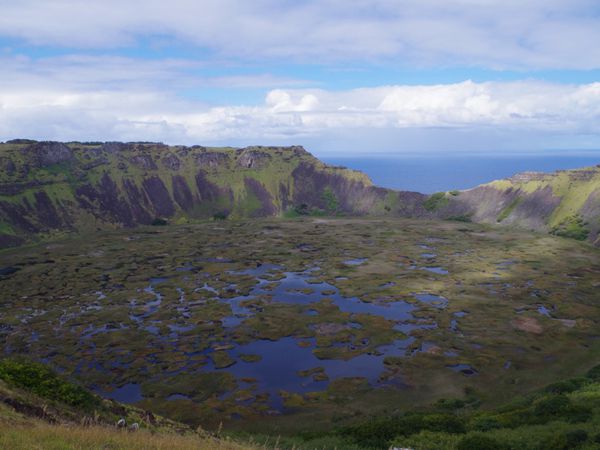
[433,165,600,246]
[0,141,426,248]
[1,140,598,248]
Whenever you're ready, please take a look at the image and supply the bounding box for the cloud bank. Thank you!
[1,0,600,69]
[1,53,599,151]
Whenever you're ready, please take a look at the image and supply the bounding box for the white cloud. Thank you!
[266,90,320,112]
[1,0,600,69]
[0,55,308,93]
[1,58,600,152]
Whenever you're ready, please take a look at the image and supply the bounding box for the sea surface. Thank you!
[322,153,600,194]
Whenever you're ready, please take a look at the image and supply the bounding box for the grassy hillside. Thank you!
[277,365,600,449]
[434,166,600,246]
[0,140,417,248]
[0,358,257,450]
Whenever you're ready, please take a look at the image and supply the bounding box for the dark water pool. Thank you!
[102,264,449,410]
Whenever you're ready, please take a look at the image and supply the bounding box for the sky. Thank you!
[1,0,600,156]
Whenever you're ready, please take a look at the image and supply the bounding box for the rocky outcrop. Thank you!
[195,152,229,169]
[76,173,136,227]
[130,155,158,170]
[292,162,386,214]
[142,176,175,217]
[237,148,271,169]
[0,158,16,175]
[439,185,561,229]
[581,188,600,245]
[22,141,74,167]
[101,142,129,153]
[161,153,181,171]
[172,175,195,211]
[122,179,153,224]
[244,178,277,216]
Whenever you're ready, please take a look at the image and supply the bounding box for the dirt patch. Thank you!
[511,316,543,334]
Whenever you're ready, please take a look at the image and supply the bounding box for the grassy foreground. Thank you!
[0,423,256,450]
[0,358,259,450]
[1,345,600,449]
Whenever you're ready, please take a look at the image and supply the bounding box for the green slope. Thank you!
[437,166,600,246]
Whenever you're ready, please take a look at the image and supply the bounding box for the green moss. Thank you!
[447,214,472,223]
[497,198,522,222]
[211,351,236,369]
[321,187,339,213]
[239,354,262,363]
[424,192,449,211]
[550,215,589,241]
[0,222,15,235]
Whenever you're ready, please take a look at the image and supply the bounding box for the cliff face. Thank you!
[0,141,426,247]
[435,166,600,246]
[1,140,598,248]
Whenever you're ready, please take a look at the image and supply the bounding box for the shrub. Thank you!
[151,218,168,226]
[564,430,588,447]
[340,413,466,448]
[543,378,588,394]
[447,214,472,222]
[563,404,593,423]
[294,203,310,215]
[492,407,532,428]
[470,415,502,432]
[422,413,466,434]
[539,430,588,450]
[550,215,589,241]
[0,358,99,410]
[424,192,449,211]
[533,394,571,418]
[339,417,403,448]
[400,431,459,450]
[435,397,467,410]
[213,211,228,220]
[539,433,569,450]
[586,364,600,380]
[457,434,504,450]
[321,187,339,213]
[6,138,38,144]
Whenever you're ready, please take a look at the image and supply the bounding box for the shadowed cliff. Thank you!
[0,141,427,247]
[430,167,600,246]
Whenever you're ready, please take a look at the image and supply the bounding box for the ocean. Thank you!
[321,153,600,194]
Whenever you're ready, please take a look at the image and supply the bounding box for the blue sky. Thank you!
[0,0,599,155]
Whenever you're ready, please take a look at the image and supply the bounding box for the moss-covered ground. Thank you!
[0,217,599,438]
